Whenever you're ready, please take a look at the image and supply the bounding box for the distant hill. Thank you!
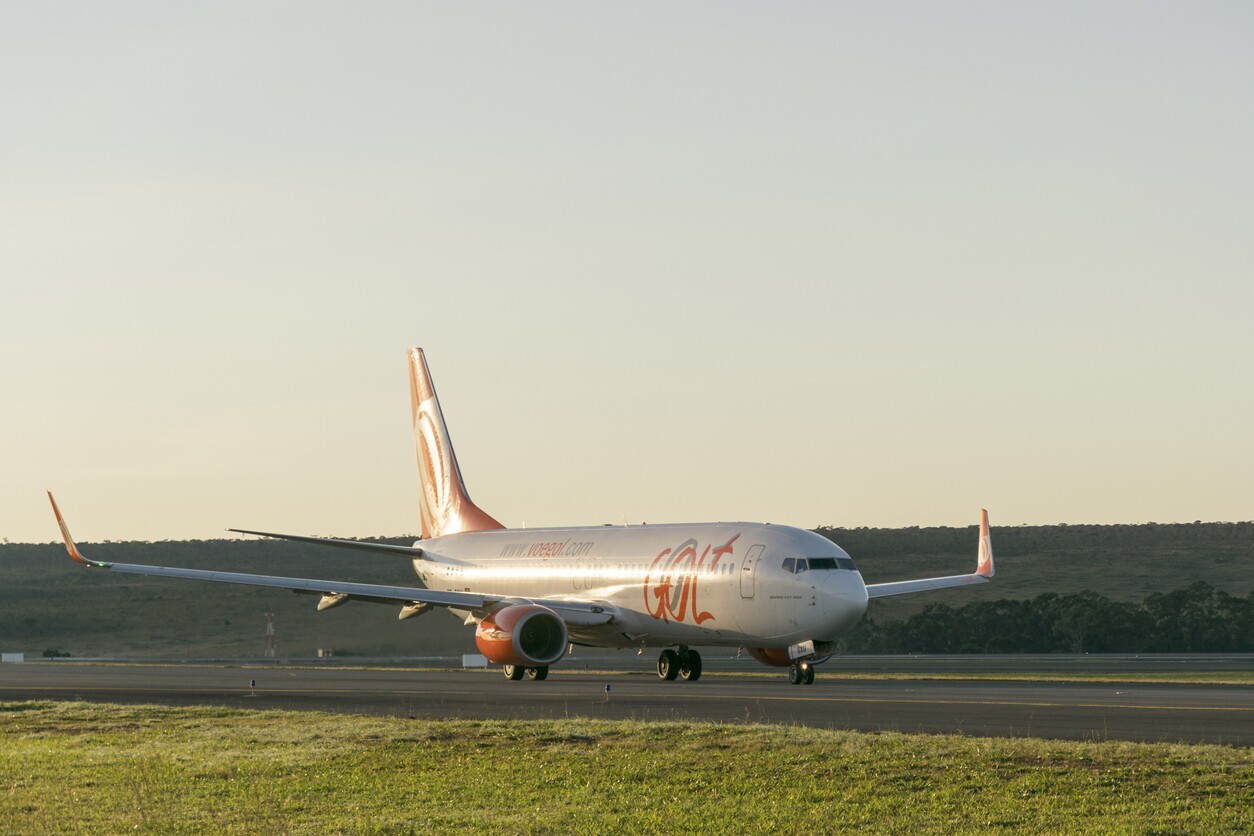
[2,521,1251,659]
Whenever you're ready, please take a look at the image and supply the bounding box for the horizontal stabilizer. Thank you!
[229,528,424,557]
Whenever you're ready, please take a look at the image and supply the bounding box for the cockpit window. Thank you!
[799,557,858,571]
[784,556,857,573]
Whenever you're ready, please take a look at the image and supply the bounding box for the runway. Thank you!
[2,660,1250,746]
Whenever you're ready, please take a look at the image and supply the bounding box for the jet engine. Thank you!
[746,647,792,667]
[474,604,568,667]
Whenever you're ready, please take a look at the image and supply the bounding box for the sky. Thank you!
[3,3,1252,544]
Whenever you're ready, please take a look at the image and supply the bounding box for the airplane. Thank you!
[48,347,995,685]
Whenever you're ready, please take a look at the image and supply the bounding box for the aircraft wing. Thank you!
[47,493,613,626]
[865,509,995,600]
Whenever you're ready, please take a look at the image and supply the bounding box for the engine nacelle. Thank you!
[475,604,568,667]
[746,647,792,668]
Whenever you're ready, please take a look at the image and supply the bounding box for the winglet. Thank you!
[976,508,995,578]
[47,492,102,567]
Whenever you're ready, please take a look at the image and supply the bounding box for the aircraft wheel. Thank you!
[680,650,702,681]
[802,662,815,685]
[657,649,680,681]
[527,666,549,681]
[504,664,526,681]
[787,662,803,685]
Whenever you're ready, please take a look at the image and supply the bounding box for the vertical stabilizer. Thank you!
[409,348,505,539]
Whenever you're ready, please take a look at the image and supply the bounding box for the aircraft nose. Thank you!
[821,571,868,633]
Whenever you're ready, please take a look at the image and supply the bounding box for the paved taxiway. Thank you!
[2,661,1249,746]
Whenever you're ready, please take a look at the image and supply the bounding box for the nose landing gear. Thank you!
[787,660,816,685]
[657,646,702,681]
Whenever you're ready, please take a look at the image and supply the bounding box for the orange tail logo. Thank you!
[409,348,504,539]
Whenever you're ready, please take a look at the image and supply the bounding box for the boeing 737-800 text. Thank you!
[49,348,994,684]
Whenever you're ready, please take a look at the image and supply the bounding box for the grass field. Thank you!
[2,701,1250,833]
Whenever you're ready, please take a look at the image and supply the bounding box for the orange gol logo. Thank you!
[644,534,739,625]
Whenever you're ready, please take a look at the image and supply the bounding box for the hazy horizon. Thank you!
[4,4,1252,543]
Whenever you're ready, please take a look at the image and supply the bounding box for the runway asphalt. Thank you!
[1,659,1250,746]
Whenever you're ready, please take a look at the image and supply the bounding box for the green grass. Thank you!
[2,701,1250,833]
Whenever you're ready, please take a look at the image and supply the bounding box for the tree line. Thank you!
[838,582,1254,654]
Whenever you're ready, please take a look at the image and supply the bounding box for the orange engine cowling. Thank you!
[474,604,568,667]
[746,647,792,667]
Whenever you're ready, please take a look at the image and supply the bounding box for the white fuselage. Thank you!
[414,522,869,649]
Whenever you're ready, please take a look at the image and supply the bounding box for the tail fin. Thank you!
[409,348,505,539]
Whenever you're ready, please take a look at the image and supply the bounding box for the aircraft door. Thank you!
[740,544,765,599]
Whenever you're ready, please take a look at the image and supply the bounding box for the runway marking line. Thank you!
[715,696,1253,713]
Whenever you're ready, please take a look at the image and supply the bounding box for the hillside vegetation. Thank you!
[1,521,1251,659]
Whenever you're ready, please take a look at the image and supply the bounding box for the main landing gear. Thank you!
[787,660,816,685]
[503,664,548,681]
[656,647,702,682]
